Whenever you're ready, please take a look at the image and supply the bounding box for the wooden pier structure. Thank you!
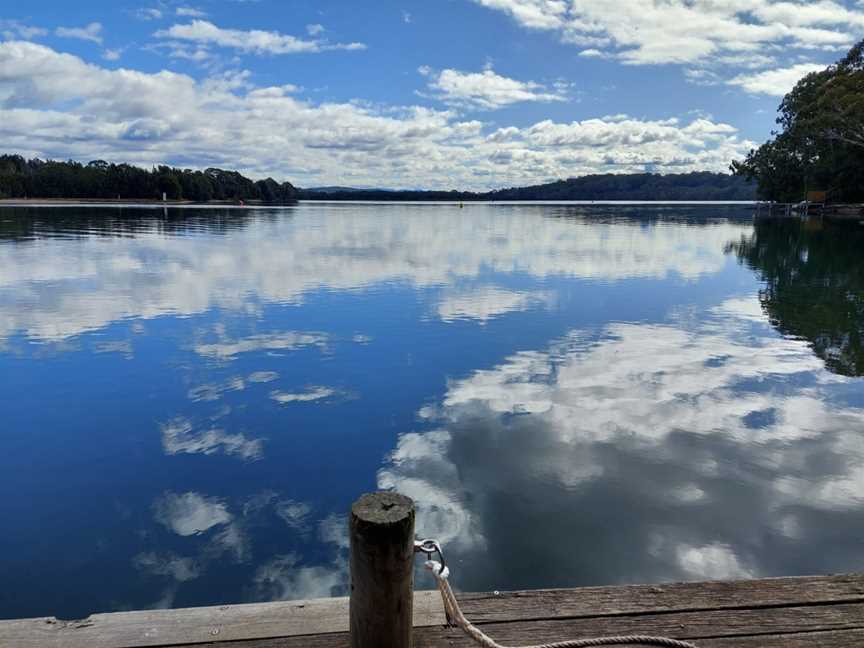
[3,494,863,647]
[3,573,864,647]
[756,201,864,220]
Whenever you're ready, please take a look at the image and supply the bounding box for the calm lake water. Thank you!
[2,203,863,621]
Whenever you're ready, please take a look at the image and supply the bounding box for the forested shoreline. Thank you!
[0,156,298,203]
[0,155,755,203]
[303,172,755,201]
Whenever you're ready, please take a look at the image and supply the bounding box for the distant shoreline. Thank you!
[0,198,759,207]
[0,198,257,205]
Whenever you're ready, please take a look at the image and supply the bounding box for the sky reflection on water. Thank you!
[0,204,862,621]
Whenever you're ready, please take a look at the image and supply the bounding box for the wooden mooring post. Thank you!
[349,492,416,648]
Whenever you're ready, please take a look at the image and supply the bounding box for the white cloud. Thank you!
[155,20,366,55]
[578,48,607,58]
[472,1,862,66]
[403,11,413,23]
[0,20,47,40]
[154,491,232,536]
[177,6,207,18]
[419,66,568,109]
[55,22,103,44]
[136,8,163,21]
[102,48,122,61]
[727,62,827,96]
[306,23,325,36]
[0,41,752,190]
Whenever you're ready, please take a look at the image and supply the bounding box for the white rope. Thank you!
[424,560,698,648]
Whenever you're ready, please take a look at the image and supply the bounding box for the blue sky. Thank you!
[1,1,862,189]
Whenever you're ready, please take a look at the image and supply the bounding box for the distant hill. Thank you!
[300,172,756,201]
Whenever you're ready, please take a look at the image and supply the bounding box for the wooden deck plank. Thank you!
[187,600,864,648]
[457,573,864,622]
[179,627,864,648]
[430,602,864,644]
[3,574,864,648]
[0,591,445,648]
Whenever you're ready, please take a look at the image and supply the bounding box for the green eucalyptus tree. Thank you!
[732,40,864,202]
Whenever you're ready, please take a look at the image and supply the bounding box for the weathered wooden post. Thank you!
[350,492,415,648]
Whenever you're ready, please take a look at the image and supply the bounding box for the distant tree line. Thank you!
[301,171,755,201]
[732,39,864,202]
[0,155,297,202]
[0,154,754,203]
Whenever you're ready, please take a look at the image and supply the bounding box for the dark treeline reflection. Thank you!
[731,217,864,376]
[0,207,286,241]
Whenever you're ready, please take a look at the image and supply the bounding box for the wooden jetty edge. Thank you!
[3,574,864,648]
[3,492,864,647]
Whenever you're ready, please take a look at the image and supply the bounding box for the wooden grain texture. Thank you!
[177,627,864,648]
[4,574,864,648]
[0,591,444,648]
[184,599,864,648]
[456,573,864,622]
[349,492,415,648]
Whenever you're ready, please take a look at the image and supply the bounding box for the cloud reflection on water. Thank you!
[381,296,864,592]
[160,417,264,460]
[437,286,555,323]
[144,489,349,604]
[0,206,751,342]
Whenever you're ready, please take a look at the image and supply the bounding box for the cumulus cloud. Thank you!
[727,62,827,96]
[0,41,752,190]
[419,66,568,109]
[155,20,365,55]
[381,297,864,590]
[55,22,103,44]
[472,1,861,65]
